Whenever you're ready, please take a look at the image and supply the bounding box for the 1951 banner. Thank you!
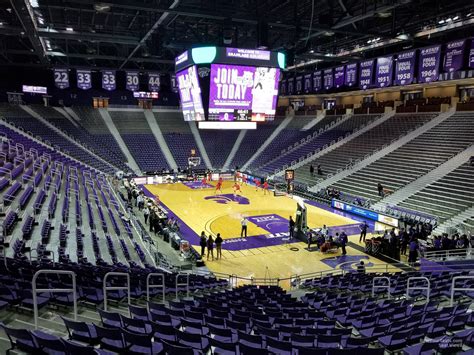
[418,45,441,83]
[102,70,116,91]
[375,56,393,88]
[394,50,416,86]
[53,68,69,89]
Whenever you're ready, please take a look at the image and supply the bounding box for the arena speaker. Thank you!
[222,19,234,45]
[257,20,269,49]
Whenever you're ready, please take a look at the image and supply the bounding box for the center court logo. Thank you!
[321,255,374,271]
[204,194,250,205]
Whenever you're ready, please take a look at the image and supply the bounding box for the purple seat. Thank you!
[0,323,40,354]
[207,324,236,343]
[121,316,153,336]
[62,317,99,345]
[265,337,292,355]
[129,305,150,321]
[32,330,66,354]
[161,339,197,355]
[95,325,127,353]
[98,309,123,328]
[403,341,439,355]
[378,328,411,351]
[122,328,163,354]
[291,334,316,348]
[151,322,178,343]
[316,334,341,348]
[177,331,209,351]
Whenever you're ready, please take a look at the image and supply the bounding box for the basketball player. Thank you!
[254,178,261,191]
[242,174,247,185]
[263,180,269,195]
[215,179,223,195]
[201,176,207,189]
[233,182,242,196]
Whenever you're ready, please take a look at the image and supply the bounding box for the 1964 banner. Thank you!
[53,68,69,89]
[359,59,374,89]
[334,66,345,88]
[394,50,416,86]
[304,74,312,94]
[313,70,322,92]
[76,69,92,90]
[102,70,116,91]
[345,63,357,87]
[125,71,139,91]
[323,68,333,90]
[375,56,393,88]
[444,40,465,73]
[418,45,441,83]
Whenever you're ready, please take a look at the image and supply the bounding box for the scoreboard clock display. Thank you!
[285,169,295,181]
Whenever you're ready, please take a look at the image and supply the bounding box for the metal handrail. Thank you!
[450,276,474,306]
[372,276,391,298]
[33,270,77,329]
[103,272,130,313]
[406,276,430,302]
[146,273,165,305]
[175,273,189,300]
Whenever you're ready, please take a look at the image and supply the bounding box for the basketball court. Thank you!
[142,180,399,288]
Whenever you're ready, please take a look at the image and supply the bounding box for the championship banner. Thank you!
[418,45,441,83]
[470,38,474,68]
[323,68,333,90]
[394,50,416,86]
[287,77,294,95]
[295,75,303,95]
[76,69,92,90]
[148,73,161,91]
[280,79,287,95]
[359,59,374,89]
[303,73,312,94]
[313,70,322,92]
[125,71,139,91]
[334,66,345,88]
[102,70,116,91]
[345,63,357,87]
[375,56,393,88]
[444,39,465,73]
[53,68,69,89]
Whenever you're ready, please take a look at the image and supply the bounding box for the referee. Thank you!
[240,217,248,238]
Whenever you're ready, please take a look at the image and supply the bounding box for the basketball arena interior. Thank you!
[0,0,474,353]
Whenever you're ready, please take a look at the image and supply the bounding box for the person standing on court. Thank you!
[215,233,223,260]
[359,221,368,243]
[310,164,314,177]
[199,232,207,258]
[289,216,295,239]
[207,235,214,261]
[241,217,248,238]
[339,231,348,255]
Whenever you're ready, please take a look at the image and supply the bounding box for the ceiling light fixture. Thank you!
[66,27,74,31]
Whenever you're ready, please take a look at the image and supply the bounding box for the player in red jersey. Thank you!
[218,176,223,184]
[263,180,269,195]
[201,176,207,189]
[233,182,242,196]
[215,180,223,194]
[254,178,261,191]
[242,175,247,185]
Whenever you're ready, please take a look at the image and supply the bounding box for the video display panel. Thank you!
[208,64,280,121]
[176,66,205,121]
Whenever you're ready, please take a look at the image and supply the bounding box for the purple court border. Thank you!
[140,184,375,251]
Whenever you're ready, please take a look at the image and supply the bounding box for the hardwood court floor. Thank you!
[144,181,398,288]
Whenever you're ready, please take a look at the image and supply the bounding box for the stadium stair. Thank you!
[188,121,212,169]
[63,107,82,123]
[97,108,141,174]
[242,113,294,170]
[433,206,474,234]
[373,141,474,210]
[314,108,456,191]
[300,110,327,131]
[20,105,118,174]
[143,110,178,171]
[275,110,396,180]
[51,107,80,128]
[223,130,247,171]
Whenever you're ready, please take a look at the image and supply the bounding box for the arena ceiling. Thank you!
[0,0,473,72]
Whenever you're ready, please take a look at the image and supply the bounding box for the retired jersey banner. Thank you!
[148,73,161,91]
[444,39,465,73]
[280,79,287,95]
[287,77,294,95]
[295,75,303,94]
[304,73,312,93]
[359,59,374,89]
[345,63,357,87]
[375,56,393,88]
[76,69,92,90]
[394,50,416,86]
[313,70,322,92]
[323,68,333,90]
[170,74,178,93]
[53,68,69,89]
[418,45,441,83]
[125,71,140,91]
[470,38,474,68]
[102,70,116,91]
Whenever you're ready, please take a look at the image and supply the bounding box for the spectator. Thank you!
[359,221,368,243]
[215,233,223,260]
[408,238,419,265]
[339,232,348,255]
[199,232,207,258]
[377,183,384,197]
[310,164,314,177]
[207,235,214,261]
[137,193,144,210]
[289,216,295,239]
[144,207,150,224]
[317,164,323,176]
